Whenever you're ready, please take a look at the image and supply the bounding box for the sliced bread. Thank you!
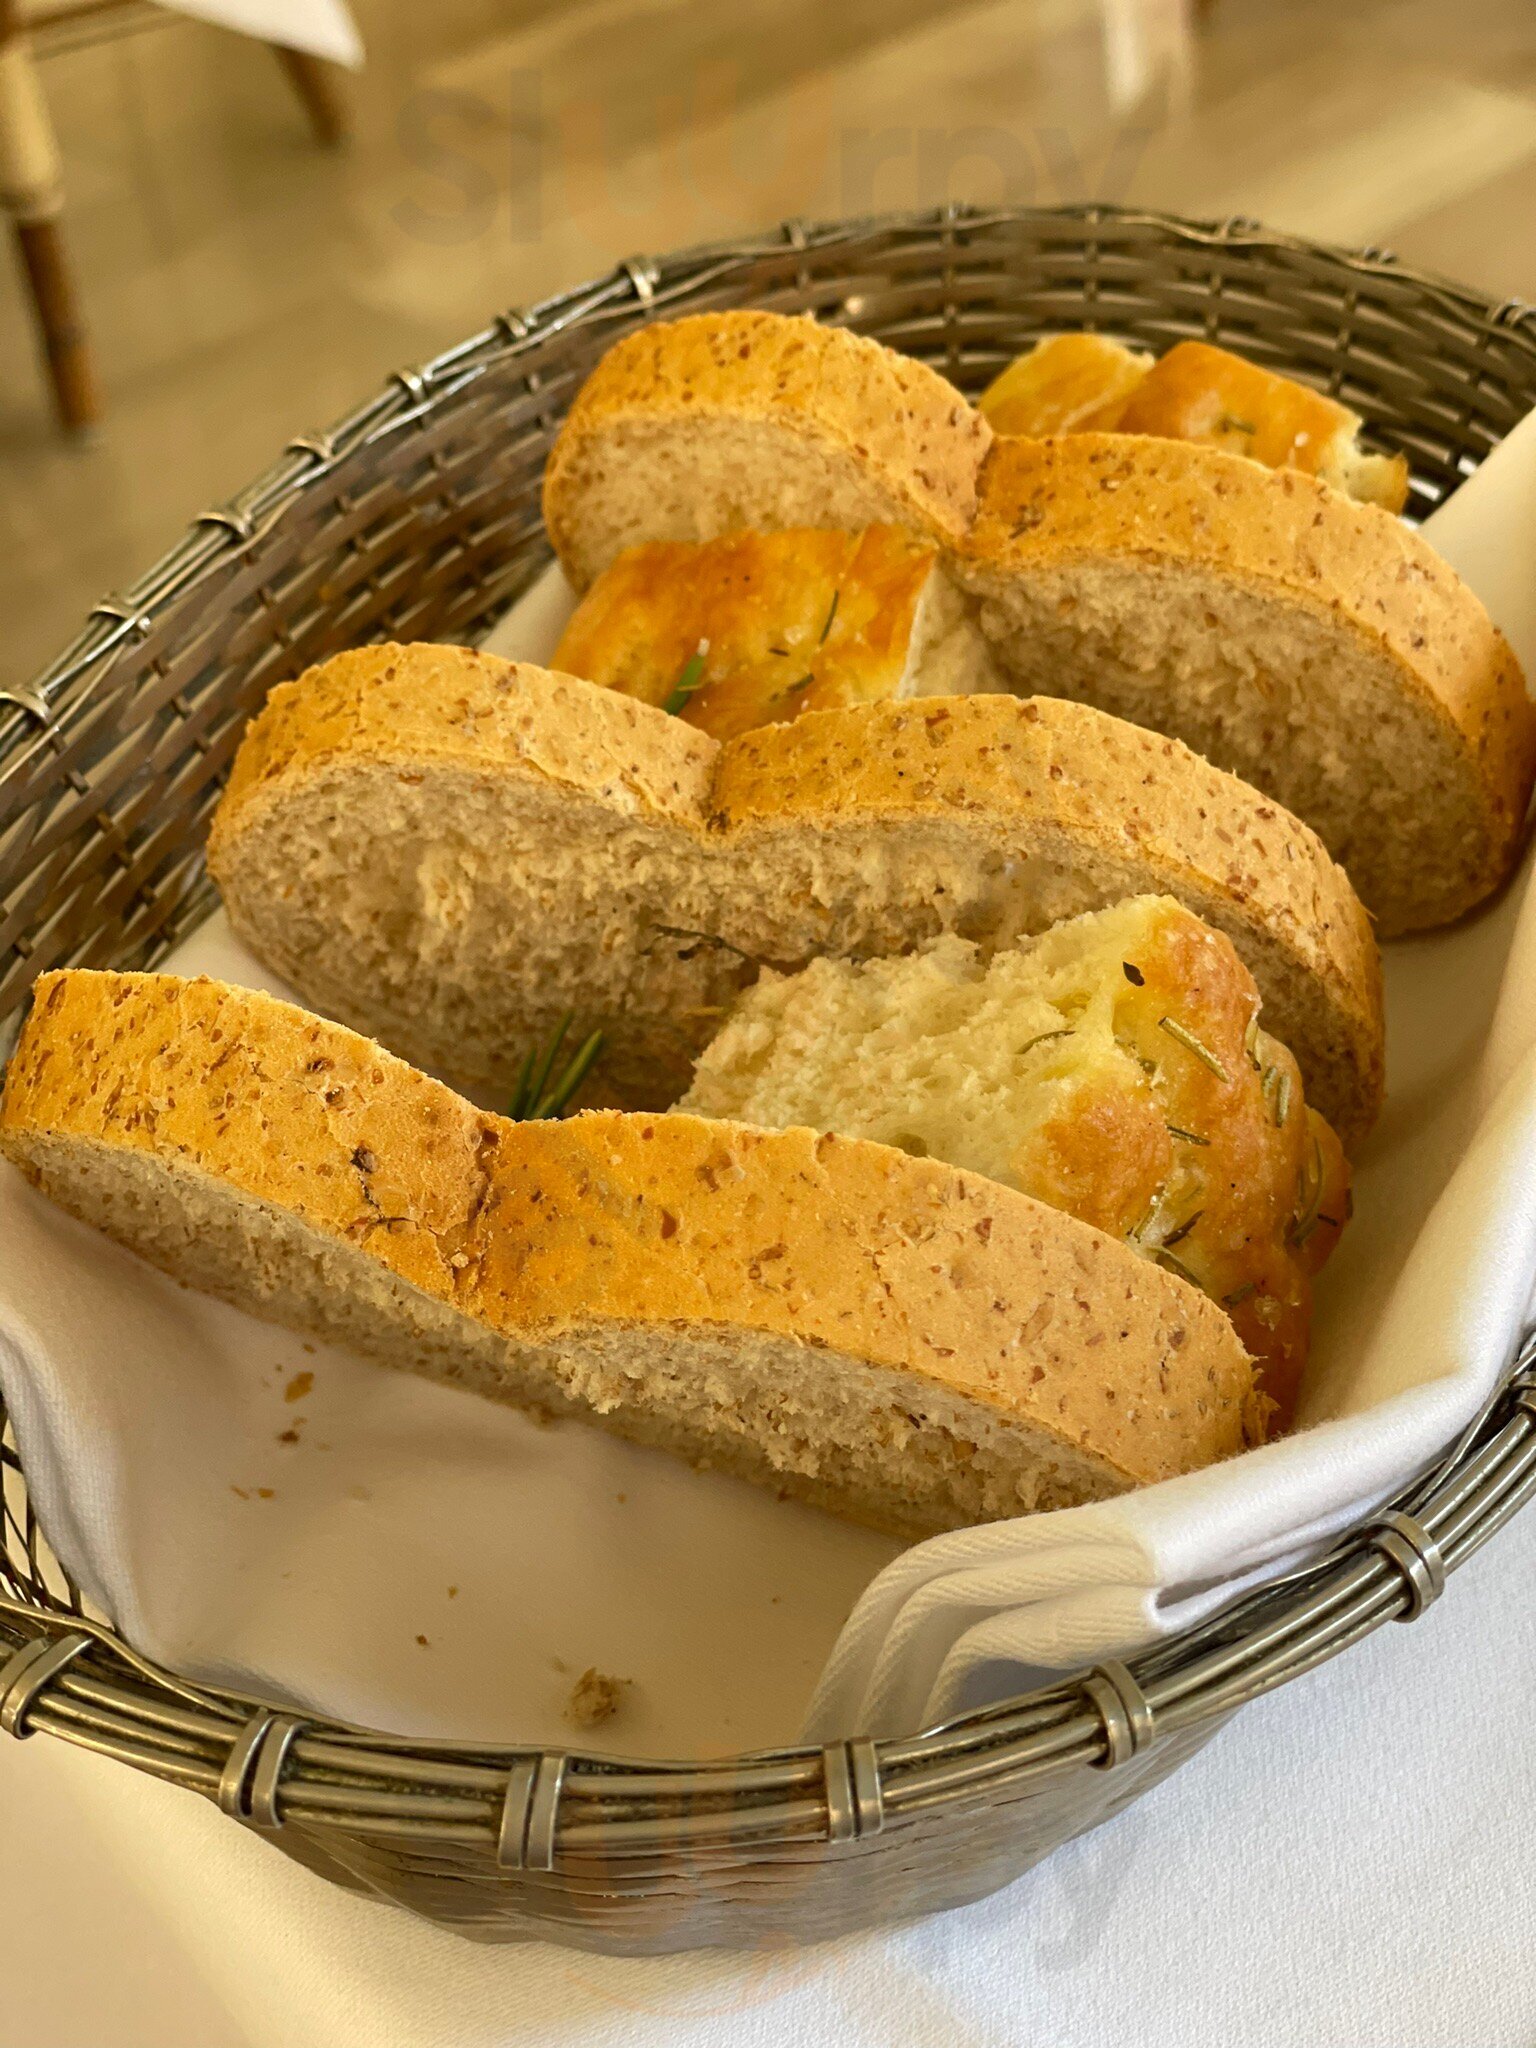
[952,434,1536,934]
[542,310,992,590]
[680,895,1350,1426]
[207,644,1383,1144]
[0,970,1263,1538]
[550,524,1000,742]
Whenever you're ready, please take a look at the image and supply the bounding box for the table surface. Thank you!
[2,1487,1532,2048]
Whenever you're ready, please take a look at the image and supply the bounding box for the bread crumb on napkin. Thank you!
[566,1667,630,1729]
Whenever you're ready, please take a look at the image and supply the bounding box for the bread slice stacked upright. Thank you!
[545,310,1536,935]
[9,305,1526,1537]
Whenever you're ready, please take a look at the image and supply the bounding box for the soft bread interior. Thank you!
[681,896,1349,1425]
[551,418,943,592]
[210,652,1382,1143]
[900,564,999,698]
[957,546,1510,936]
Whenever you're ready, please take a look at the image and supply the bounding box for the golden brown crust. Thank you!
[550,525,939,743]
[542,310,991,580]
[1114,342,1410,512]
[958,434,1536,927]
[210,641,720,863]
[0,970,1261,1489]
[209,645,1384,1146]
[978,336,1409,511]
[979,333,1152,436]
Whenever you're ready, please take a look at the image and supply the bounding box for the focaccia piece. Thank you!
[978,333,1410,512]
[551,525,999,742]
[681,895,1349,1427]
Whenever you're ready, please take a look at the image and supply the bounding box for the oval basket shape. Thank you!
[1,204,1536,1953]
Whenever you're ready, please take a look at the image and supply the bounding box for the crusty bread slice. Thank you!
[952,435,1536,934]
[680,897,1350,1427]
[542,310,992,590]
[0,971,1263,1538]
[979,336,1410,512]
[207,644,1383,1145]
[550,525,1000,742]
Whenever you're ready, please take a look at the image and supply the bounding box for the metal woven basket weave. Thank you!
[2,204,1536,1953]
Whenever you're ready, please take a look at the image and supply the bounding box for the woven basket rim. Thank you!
[2,203,1536,1880]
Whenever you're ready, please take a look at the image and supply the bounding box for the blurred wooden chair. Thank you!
[0,0,348,432]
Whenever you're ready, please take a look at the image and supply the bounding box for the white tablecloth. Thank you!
[3,1493,1531,2048]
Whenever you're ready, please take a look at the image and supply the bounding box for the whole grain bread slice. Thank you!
[542,309,993,590]
[0,970,1263,1539]
[207,643,1384,1146]
[952,434,1536,934]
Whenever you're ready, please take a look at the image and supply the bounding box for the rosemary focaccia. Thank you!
[681,895,1349,1427]
[953,435,1536,935]
[542,308,992,590]
[978,333,1410,511]
[551,524,1000,743]
[0,970,1266,1539]
[207,643,1384,1146]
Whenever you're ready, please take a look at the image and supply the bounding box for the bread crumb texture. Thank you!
[682,895,1348,1427]
[208,644,1381,1146]
[955,434,1536,933]
[542,310,992,587]
[0,969,1263,1539]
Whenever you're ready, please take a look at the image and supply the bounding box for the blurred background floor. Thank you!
[2,0,1535,685]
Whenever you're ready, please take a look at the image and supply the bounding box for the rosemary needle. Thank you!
[663,650,707,715]
[507,1016,606,1121]
[508,1043,538,1120]
[1153,1242,1201,1287]
[524,1011,571,1113]
[818,589,840,643]
[533,1028,606,1119]
[1157,1015,1232,1082]
[1161,1208,1203,1249]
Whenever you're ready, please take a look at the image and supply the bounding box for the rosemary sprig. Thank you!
[818,589,840,644]
[1157,1015,1231,1082]
[663,648,707,716]
[1165,1123,1210,1146]
[507,1013,605,1120]
[1244,1012,1263,1073]
[1222,1281,1257,1309]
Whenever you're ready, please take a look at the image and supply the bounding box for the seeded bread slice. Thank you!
[542,310,993,590]
[207,643,1384,1146]
[952,434,1536,934]
[0,971,1263,1539]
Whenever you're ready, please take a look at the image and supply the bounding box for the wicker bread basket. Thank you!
[2,203,1535,1953]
